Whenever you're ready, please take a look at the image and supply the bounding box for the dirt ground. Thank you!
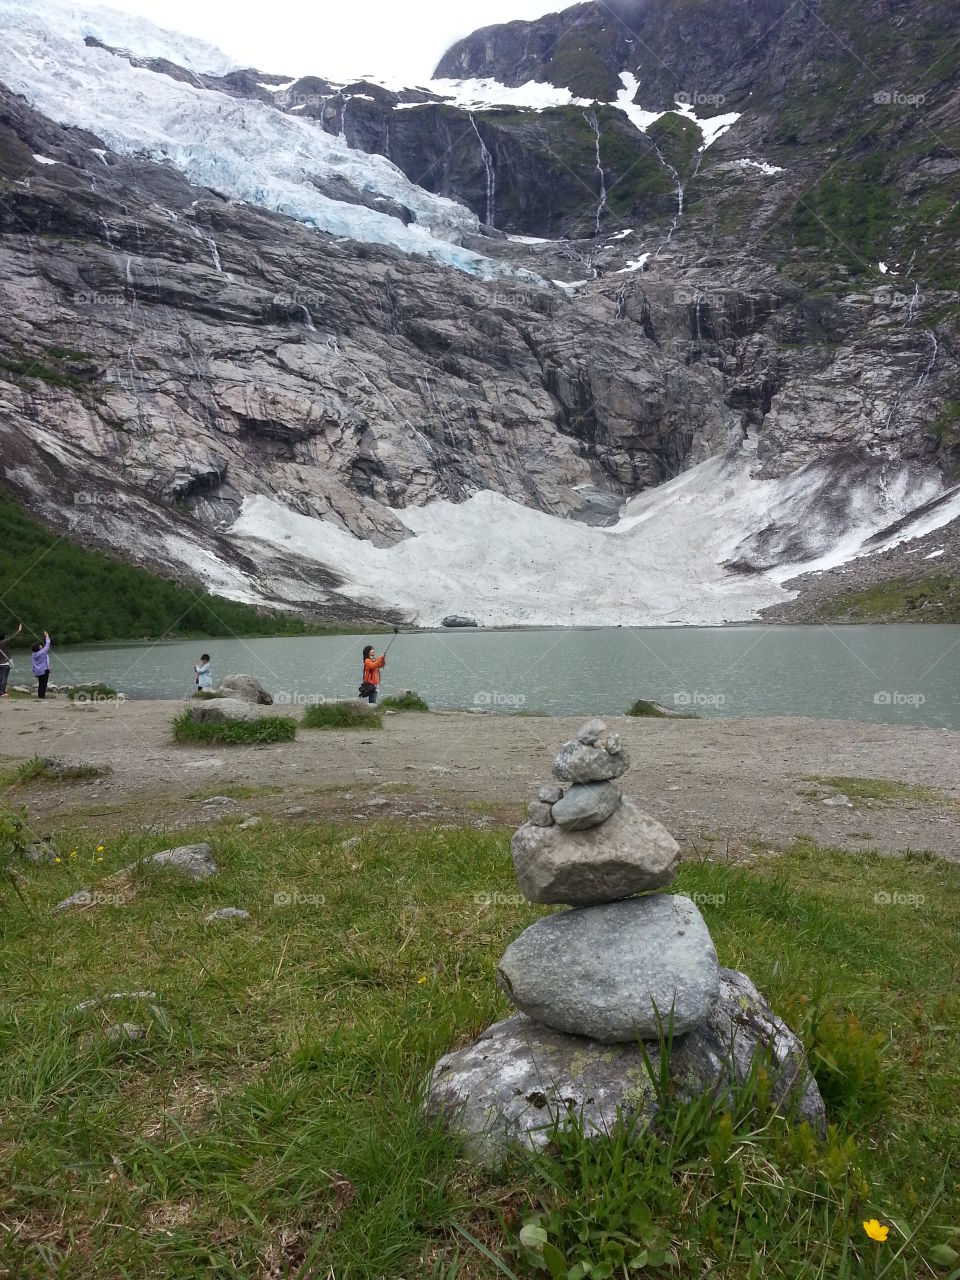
[1,697,958,858]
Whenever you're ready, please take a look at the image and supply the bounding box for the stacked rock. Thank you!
[500,718,719,1042]
[426,718,826,1164]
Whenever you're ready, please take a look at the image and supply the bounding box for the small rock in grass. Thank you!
[139,843,217,880]
[205,907,249,923]
[105,1022,143,1042]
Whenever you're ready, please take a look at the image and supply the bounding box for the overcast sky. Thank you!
[91,0,561,82]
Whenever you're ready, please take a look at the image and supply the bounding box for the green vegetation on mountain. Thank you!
[0,486,315,646]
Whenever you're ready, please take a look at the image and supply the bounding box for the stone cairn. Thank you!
[426,718,826,1164]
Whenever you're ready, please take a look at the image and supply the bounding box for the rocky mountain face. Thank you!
[0,0,958,622]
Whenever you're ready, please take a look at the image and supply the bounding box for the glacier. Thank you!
[0,0,533,278]
[222,441,960,627]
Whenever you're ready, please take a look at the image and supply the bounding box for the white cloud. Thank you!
[59,0,568,83]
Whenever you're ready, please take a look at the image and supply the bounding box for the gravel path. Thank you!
[2,699,958,858]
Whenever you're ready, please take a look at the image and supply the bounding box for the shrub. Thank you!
[379,691,429,713]
[302,702,382,730]
[172,710,297,745]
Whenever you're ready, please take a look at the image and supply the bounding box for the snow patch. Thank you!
[397,76,594,112]
[616,252,651,274]
[735,158,784,175]
[924,547,945,559]
[674,103,741,150]
[32,152,59,165]
[608,228,634,241]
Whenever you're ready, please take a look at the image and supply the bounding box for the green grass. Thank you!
[171,710,297,746]
[379,691,429,713]
[0,817,957,1277]
[0,485,324,646]
[0,756,110,788]
[302,701,383,730]
[818,573,960,623]
[807,775,952,808]
[626,698,672,718]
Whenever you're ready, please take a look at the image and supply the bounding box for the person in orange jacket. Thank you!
[360,644,386,704]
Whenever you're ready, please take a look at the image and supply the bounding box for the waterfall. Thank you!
[469,114,495,227]
[584,110,607,235]
[651,142,683,256]
[906,282,920,323]
[916,333,938,389]
[97,216,112,245]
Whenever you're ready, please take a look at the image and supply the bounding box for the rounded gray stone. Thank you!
[189,697,259,724]
[497,895,719,1042]
[538,784,564,805]
[142,843,217,880]
[425,969,826,1166]
[553,738,629,783]
[511,797,679,905]
[205,907,249,923]
[214,674,274,705]
[551,781,621,830]
[575,718,608,745]
[526,800,554,827]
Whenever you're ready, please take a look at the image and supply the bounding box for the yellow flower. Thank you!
[418,976,428,985]
[96,845,104,853]
[863,1219,889,1243]
[70,852,77,860]
[97,857,103,863]
[55,856,61,864]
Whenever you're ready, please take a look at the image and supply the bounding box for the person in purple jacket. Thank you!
[31,631,52,699]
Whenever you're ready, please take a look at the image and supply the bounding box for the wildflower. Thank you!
[97,856,103,863]
[418,976,428,985]
[55,856,61,864]
[97,845,104,853]
[70,851,77,860]
[863,1219,889,1243]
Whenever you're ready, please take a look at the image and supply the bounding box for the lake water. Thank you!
[48,626,960,729]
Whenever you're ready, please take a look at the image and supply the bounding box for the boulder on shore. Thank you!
[441,615,478,628]
[511,797,679,905]
[187,697,260,724]
[425,968,827,1165]
[214,674,274,705]
[497,894,718,1041]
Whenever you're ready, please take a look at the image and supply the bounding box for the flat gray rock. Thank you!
[205,906,249,923]
[189,698,259,724]
[553,737,629,783]
[497,895,718,1041]
[511,797,679,905]
[425,968,826,1165]
[141,844,217,880]
[52,887,94,913]
[551,781,620,830]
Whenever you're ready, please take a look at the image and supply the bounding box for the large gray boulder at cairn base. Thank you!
[497,895,719,1041]
[214,674,274,705]
[511,797,680,905]
[425,969,827,1165]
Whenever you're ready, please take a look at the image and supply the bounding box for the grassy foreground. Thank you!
[0,818,958,1277]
